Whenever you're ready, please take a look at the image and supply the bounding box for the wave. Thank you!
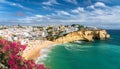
[74,40,85,44]
[35,48,49,64]
[36,44,59,64]
[36,54,48,64]
[64,43,93,51]
[65,46,86,51]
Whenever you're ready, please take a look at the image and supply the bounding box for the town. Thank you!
[0,24,110,61]
[0,24,99,45]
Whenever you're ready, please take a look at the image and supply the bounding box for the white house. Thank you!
[42,30,48,37]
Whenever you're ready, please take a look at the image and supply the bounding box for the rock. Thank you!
[97,30,110,40]
[106,34,110,39]
[54,29,110,43]
[99,30,106,40]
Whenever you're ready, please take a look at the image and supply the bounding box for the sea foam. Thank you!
[36,44,58,64]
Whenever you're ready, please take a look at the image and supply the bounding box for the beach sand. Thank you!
[22,40,56,60]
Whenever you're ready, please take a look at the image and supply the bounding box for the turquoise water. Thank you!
[43,30,120,69]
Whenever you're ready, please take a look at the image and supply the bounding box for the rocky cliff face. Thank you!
[98,30,110,40]
[22,30,110,60]
[54,30,110,43]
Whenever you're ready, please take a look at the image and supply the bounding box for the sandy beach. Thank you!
[22,30,110,61]
[22,40,56,60]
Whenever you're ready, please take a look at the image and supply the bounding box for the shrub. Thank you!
[0,39,48,69]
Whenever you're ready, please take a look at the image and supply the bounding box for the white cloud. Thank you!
[1,1,120,29]
[94,2,106,7]
[56,11,70,16]
[42,0,59,6]
[42,6,53,10]
[72,7,84,13]
[35,15,44,18]
[18,14,51,24]
[11,3,33,11]
[64,0,78,5]
[0,0,34,11]
[87,2,107,9]
[18,4,120,29]
[87,5,95,9]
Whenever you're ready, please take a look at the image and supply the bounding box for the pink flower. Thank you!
[7,59,15,65]
[0,39,47,69]
[16,55,22,60]
[21,45,26,50]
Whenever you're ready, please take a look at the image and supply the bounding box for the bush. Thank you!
[0,39,48,69]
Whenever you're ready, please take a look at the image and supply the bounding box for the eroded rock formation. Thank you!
[54,30,110,43]
[22,29,110,60]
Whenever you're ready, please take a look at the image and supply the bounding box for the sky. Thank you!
[0,0,120,29]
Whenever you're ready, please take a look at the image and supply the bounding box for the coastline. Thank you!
[22,40,56,61]
[43,30,120,69]
[22,29,110,62]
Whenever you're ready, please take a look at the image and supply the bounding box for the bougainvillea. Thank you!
[0,39,48,69]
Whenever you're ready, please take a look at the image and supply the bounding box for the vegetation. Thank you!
[0,39,48,69]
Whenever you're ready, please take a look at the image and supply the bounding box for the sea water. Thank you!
[42,30,120,69]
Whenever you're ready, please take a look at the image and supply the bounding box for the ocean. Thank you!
[42,30,120,69]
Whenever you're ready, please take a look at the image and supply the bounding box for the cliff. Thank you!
[22,29,110,60]
[54,29,110,43]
